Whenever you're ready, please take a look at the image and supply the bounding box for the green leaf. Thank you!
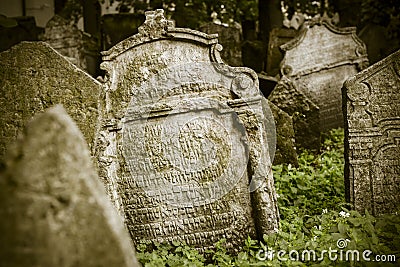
[338,222,347,235]
[347,217,362,227]
[290,186,298,194]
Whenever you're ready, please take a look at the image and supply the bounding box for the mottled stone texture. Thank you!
[268,101,298,166]
[0,41,101,160]
[42,15,87,71]
[343,49,400,216]
[97,9,279,252]
[41,15,100,76]
[280,18,369,131]
[269,76,320,151]
[0,105,139,267]
[266,27,298,76]
[199,22,243,66]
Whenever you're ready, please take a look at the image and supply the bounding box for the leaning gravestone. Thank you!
[0,105,139,267]
[41,14,101,76]
[269,75,320,151]
[0,41,101,159]
[268,101,298,166]
[97,9,279,252]
[280,17,369,131]
[343,49,400,216]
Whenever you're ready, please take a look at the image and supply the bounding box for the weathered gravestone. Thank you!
[343,49,400,216]
[41,15,87,71]
[269,75,321,151]
[198,22,243,67]
[280,17,369,131]
[97,9,279,252]
[0,105,139,267]
[268,101,298,166]
[0,41,101,160]
[41,15,100,76]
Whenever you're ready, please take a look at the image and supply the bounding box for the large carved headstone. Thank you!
[97,9,279,252]
[343,49,400,216]
[280,18,369,131]
[0,41,101,160]
[0,105,139,267]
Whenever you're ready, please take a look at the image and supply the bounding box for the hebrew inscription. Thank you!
[123,103,248,207]
[97,9,279,252]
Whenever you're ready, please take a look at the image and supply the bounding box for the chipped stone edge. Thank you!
[344,49,400,93]
[5,41,102,87]
[44,105,139,267]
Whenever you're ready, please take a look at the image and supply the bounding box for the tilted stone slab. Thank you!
[269,75,320,151]
[97,9,279,252]
[268,100,298,166]
[343,49,400,216]
[0,41,102,160]
[280,18,369,131]
[0,105,139,267]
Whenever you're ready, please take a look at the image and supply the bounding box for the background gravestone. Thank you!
[265,27,298,77]
[343,49,400,216]
[280,17,369,131]
[97,9,279,252]
[269,75,320,151]
[0,105,139,267]
[198,22,243,66]
[41,15,87,71]
[0,41,102,160]
[268,101,298,166]
[41,15,100,76]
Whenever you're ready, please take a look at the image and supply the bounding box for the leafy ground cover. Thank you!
[137,129,400,266]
